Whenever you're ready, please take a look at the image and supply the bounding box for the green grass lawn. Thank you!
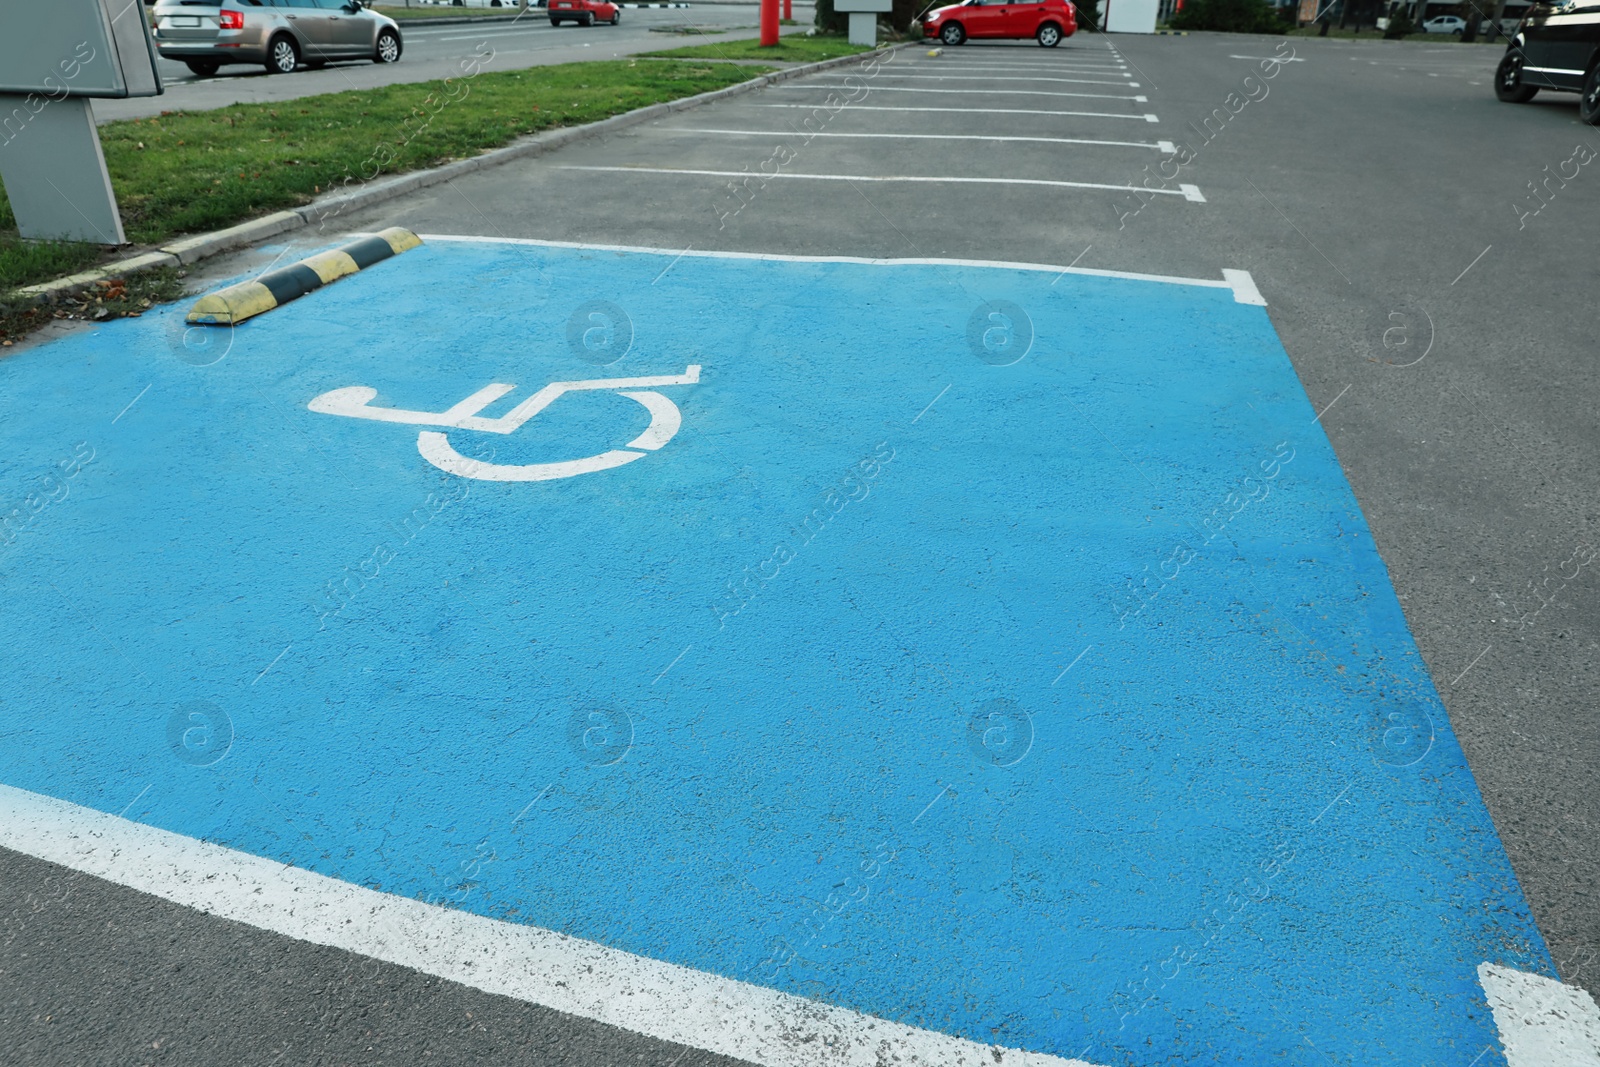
[372,5,528,18]
[0,238,104,295]
[0,58,771,295]
[639,34,878,62]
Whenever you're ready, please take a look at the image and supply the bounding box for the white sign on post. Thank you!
[835,0,891,46]
[1104,0,1160,32]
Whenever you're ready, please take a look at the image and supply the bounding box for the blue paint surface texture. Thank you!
[0,240,1551,1065]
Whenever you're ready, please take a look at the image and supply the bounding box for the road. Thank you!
[93,3,815,123]
[3,26,1598,1067]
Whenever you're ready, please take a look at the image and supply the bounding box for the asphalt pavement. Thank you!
[93,3,815,123]
[330,38,1600,1011]
[2,26,1598,1067]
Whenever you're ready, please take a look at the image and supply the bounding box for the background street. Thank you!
[95,3,816,122]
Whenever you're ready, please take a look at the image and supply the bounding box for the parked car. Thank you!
[1480,15,1521,34]
[548,0,621,24]
[1421,14,1466,33]
[151,0,403,77]
[1495,0,1600,122]
[922,0,1077,46]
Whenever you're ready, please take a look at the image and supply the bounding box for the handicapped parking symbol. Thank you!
[307,366,700,483]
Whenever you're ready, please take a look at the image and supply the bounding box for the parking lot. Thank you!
[4,25,1599,1067]
[372,35,1207,258]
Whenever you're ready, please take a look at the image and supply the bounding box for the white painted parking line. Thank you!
[1478,963,1600,1067]
[673,128,1179,152]
[421,235,1248,296]
[564,165,1206,200]
[775,85,1149,102]
[901,59,1128,66]
[1221,268,1265,305]
[912,62,1129,73]
[399,19,539,33]
[0,784,1104,1067]
[759,103,1161,122]
[426,25,556,41]
[811,73,1139,87]
[910,68,1131,79]
[933,53,1126,62]
[491,44,622,58]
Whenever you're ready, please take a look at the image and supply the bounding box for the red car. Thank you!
[549,0,621,26]
[923,0,1077,46]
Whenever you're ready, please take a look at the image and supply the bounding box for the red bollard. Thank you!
[760,0,780,44]
[783,0,792,19]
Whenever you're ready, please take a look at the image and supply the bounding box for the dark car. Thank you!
[1494,0,1600,123]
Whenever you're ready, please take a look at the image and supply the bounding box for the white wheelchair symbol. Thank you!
[307,366,700,482]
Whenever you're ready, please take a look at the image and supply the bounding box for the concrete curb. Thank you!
[14,41,906,306]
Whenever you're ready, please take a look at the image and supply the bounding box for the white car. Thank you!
[1421,14,1467,33]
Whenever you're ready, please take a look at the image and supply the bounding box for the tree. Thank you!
[815,0,849,31]
[1170,0,1285,31]
[1384,5,1416,34]
[1485,0,1510,39]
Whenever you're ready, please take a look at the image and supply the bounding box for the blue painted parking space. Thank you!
[0,238,1553,1065]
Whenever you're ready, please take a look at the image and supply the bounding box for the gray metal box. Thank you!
[0,0,163,99]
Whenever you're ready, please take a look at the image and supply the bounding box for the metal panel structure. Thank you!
[0,99,126,245]
[0,0,163,244]
[0,0,162,99]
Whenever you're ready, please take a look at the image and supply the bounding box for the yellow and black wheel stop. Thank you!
[186,228,422,326]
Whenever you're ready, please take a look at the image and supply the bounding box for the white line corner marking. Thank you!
[1478,962,1600,1067]
[308,367,701,483]
[0,784,1104,1067]
[1222,269,1267,307]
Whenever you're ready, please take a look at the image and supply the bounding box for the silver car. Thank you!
[151,0,403,77]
